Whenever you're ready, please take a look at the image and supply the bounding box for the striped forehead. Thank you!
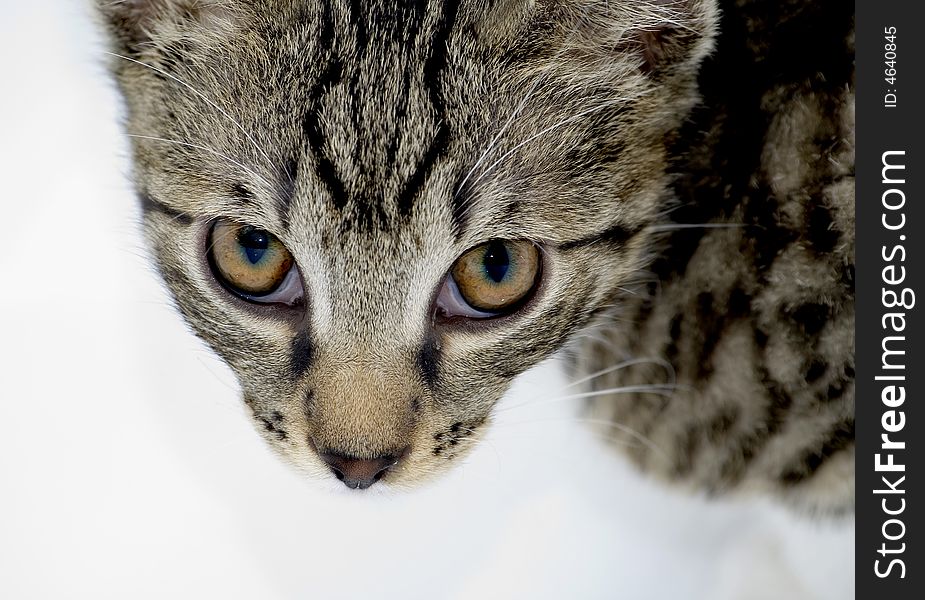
[278,0,463,232]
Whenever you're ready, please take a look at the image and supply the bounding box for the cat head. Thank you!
[99,0,716,489]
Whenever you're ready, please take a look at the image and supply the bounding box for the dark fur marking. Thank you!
[277,157,299,228]
[303,389,316,419]
[675,406,739,478]
[231,183,256,204]
[744,192,797,275]
[395,125,448,216]
[674,425,700,476]
[396,2,459,215]
[694,292,724,379]
[709,406,740,442]
[806,202,840,254]
[825,383,844,401]
[432,418,481,458]
[303,100,348,210]
[347,0,368,52]
[260,417,289,441]
[450,175,473,240]
[823,378,850,403]
[342,0,374,230]
[140,193,193,225]
[638,27,671,76]
[416,336,441,389]
[727,287,751,318]
[754,327,769,349]
[632,282,659,329]
[718,366,794,484]
[565,128,628,169]
[301,0,348,210]
[665,313,682,366]
[558,223,640,251]
[385,97,408,167]
[502,199,523,220]
[780,417,854,485]
[384,1,427,167]
[159,40,194,75]
[290,329,314,380]
[804,359,827,383]
[789,302,830,337]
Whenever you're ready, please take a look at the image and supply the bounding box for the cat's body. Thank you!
[98,0,854,512]
[575,0,855,514]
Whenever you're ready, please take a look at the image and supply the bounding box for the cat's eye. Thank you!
[436,240,541,319]
[208,220,302,305]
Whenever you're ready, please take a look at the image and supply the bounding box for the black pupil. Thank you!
[239,227,270,264]
[483,241,510,283]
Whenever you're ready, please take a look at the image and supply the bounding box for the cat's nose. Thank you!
[318,449,406,489]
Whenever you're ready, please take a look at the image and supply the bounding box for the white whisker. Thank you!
[106,51,284,186]
[467,92,648,190]
[567,357,677,392]
[645,222,748,233]
[496,415,668,460]
[455,76,547,199]
[539,384,681,404]
[572,417,669,461]
[497,381,683,416]
[195,355,239,394]
[127,134,274,190]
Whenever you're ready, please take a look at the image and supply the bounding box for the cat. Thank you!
[574,0,855,515]
[97,0,854,513]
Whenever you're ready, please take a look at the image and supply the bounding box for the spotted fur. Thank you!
[97,0,852,511]
[573,0,855,514]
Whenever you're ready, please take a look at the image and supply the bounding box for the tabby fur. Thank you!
[97,0,854,512]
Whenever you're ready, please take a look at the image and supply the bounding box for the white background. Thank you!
[0,2,853,598]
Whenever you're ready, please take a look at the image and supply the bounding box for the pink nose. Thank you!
[318,451,405,489]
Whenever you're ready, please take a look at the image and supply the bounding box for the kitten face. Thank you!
[100,0,715,488]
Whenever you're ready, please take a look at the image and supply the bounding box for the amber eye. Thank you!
[438,240,541,317]
[208,220,296,300]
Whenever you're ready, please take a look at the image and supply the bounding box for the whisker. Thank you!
[203,226,237,257]
[566,357,677,392]
[556,384,685,401]
[454,75,547,198]
[196,355,240,394]
[127,134,274,190]
[496,382,683,416]
[105,51,284,185]
[645,222,748,233]
[570,328,616,349]
[495,415,668,460]
[468,92,648,189]
[571,417,669,461]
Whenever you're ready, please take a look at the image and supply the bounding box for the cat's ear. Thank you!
[618,0,718,76]
[95,0,240,54]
